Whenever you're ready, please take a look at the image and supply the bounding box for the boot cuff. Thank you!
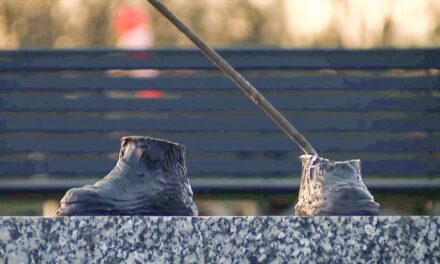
[119,136,186,171]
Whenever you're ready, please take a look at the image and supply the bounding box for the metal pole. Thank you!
[147,0,317,155]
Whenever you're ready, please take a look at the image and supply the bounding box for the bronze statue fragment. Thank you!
[57,136,198,216]
[295,155,380,216]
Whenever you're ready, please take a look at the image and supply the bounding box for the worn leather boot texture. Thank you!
[295,155,380,216]
[57,136,198,216]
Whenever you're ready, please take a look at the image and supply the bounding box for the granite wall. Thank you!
[0,216,439,263]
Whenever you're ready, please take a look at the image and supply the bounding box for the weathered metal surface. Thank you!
[295,155,380,216]
[57,136,198,216]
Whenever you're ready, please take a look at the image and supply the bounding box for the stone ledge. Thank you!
[0,216,439,263]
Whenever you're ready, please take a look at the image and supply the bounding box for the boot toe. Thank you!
[57,186,113,216]
[60,186,98,203]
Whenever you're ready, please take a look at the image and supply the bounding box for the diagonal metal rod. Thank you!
[147,0,317,155]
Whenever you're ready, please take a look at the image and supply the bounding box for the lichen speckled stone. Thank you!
[0,216,439,263]
[57,136,198,216]
[295,155,380,216]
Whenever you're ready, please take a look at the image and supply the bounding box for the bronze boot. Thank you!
[295,155,379,216]
[57,136,198,216]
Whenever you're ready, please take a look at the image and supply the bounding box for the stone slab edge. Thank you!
[0,216,439,263]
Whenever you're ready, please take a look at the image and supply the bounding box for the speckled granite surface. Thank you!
[0,216,439,263]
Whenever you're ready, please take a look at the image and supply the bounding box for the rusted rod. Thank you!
[147,0,317,155]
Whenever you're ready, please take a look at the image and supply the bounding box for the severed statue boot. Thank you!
[295,155,380,216]
[57,136,198,216]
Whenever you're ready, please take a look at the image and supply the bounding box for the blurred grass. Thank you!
[0,192,439,216]
[0,197,42,216]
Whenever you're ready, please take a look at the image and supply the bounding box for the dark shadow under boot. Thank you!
[295,155,380,216]
[57,136,198,216]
